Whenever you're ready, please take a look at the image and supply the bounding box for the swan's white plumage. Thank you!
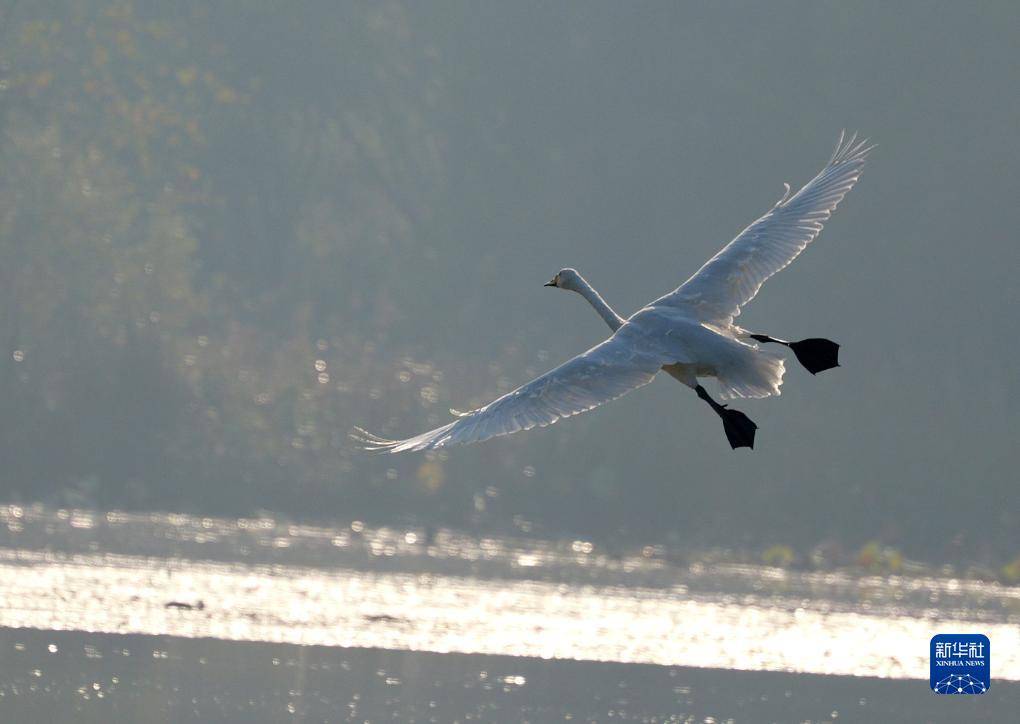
[654,132,872,326]
[356,133,870,452]
[354,327,665,452]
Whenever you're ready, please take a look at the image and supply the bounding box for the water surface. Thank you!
[2,628,1016,723]
[1,506,1017,721]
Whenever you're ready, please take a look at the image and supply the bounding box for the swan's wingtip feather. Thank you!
[829,129,847,163]
[350,426,387,443]
[351,419,463,454]
[830,131,874,166]
[350,426,402,453]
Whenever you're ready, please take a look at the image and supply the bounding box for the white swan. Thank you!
[355,132,871,452]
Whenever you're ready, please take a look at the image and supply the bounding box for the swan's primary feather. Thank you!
[654,131,872,325]
[354,328,664,452]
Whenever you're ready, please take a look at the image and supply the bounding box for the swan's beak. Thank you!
[544,277,558,287]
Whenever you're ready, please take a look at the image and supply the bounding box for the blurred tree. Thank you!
[0,0,1013,571]
[0,1,218,503]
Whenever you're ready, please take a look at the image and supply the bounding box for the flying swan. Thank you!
[354,132,871,452]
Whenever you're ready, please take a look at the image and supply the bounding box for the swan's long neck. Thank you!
[572,275,625,331]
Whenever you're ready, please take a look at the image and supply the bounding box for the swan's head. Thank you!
[544,268,582,292]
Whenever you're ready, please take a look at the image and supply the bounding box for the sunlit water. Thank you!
[1,505,1018,721]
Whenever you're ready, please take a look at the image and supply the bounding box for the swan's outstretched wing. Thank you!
[353,330,662,452]
[654,132,872,325]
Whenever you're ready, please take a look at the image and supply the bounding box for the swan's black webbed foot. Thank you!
[787,338,840,375]
[695,385,757,450]
[749,334,841,375]
[720,408,757,449]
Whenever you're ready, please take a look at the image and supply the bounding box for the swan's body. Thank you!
[355,133,871,452]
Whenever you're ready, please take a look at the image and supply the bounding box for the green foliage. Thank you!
[855,541,904,574]
[761,544,796,568]
[1001,556,1020,584]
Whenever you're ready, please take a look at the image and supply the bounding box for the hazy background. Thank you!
[1,1,1017,568]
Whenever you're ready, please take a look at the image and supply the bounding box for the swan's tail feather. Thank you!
[716,347,786,400]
